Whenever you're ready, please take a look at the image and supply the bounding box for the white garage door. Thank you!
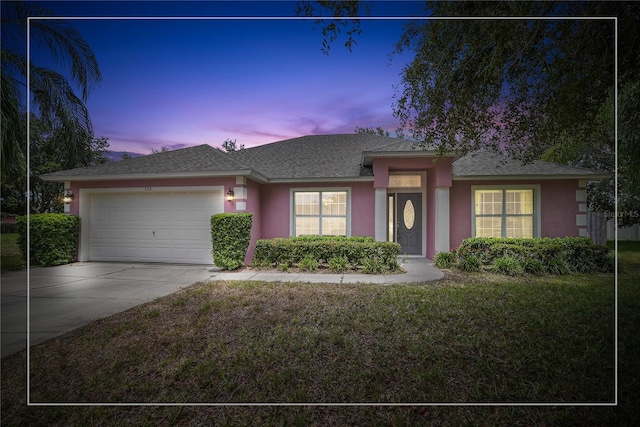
[89,190,223,264]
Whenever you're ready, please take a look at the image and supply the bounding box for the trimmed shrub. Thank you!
[494,256,523,276]
[546,258,572,275]
[329,256,349,272]
[253,236,401,272]
[457,254,481,272]
[531,242,564,265]
[456,236,611,275]
[289,235,375,243]
[253,238,292,267]
[522,258,544,276]
[362,257,385,274]
[388,258,402,272]
[567,241,610,273]
[278,261,290,272]
[211,213,253,270]
[299,255,318,271]
[434,251,456,269]
[487,243,529,264]
[16,214,80,266]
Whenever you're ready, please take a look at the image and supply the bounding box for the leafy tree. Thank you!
[151,146,171,154]
[220,138,244,152]
[295,0,370,55]
[354,126,405,138]
[1,116,109,214]
[298,1,640,224]
[1,0,101,179]
[121,152,133,160]
[389,2,628,161]
[354,126,390,137]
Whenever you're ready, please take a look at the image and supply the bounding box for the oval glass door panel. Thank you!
[403,200,415,230]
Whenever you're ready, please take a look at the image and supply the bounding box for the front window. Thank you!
[293,190,347,236]
[389,174,422,188]
[474,189,534,238]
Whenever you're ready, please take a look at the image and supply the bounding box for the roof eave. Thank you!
[361,149,451,166]
[266,176,375,184]
[41,169,266,182]
[452,173,613,181]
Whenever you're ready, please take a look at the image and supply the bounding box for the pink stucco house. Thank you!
[42,134,609,265]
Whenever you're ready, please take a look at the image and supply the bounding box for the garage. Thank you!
[83,188,223,264]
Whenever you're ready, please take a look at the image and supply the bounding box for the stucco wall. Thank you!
[244,178,262,262]
[540,180,583,238]
[449,179,583,250]
[258,181,376,240]
[68,177,239,215]
[67,173,585,263]
[258,184,290,239]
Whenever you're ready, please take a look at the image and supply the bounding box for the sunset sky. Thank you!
[29,1,424,155]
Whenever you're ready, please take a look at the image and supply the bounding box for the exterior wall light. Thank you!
[62,190,74,204]
[226,188,235,202]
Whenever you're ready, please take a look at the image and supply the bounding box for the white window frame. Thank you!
[471,185,541,238]
[290,188,351,237]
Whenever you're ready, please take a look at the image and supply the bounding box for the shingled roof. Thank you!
[452,151,611,180]
[42,134,610,182]
[228,134,407,181]
[41,144,258,181]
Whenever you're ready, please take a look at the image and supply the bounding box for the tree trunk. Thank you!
[587,212,607,245]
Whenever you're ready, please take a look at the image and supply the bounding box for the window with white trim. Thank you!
[473,188,535,238]
[293,190,348,236]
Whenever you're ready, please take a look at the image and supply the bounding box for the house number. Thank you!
[144,187,152,191]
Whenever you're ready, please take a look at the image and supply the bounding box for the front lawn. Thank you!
[0,233,25,272]
[1,248,638,425]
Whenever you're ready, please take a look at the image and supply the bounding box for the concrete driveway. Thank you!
[1,262,215,358]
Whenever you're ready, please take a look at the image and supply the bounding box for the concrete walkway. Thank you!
[1,259,442,358]
[210,257,444,284]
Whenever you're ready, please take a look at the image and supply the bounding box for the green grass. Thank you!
[1,244,638,425]
[0,233,25,272]
[608,239,640,252]
[608,240,640,271]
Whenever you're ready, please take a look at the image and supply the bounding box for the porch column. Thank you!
[434,187,450,253]
[374,188,387,241]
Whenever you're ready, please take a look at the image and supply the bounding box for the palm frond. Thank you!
[3,1,101,100]
[30,19,101,101]
[1,0,102,179]
[29,65,93,147]
[1,69,26,176]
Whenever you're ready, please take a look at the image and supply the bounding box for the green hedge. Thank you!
[450,237,612,275]
[253,235,401,273]
[211,213,253,270]
[285,235,375,243]
[16,214,80,267]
